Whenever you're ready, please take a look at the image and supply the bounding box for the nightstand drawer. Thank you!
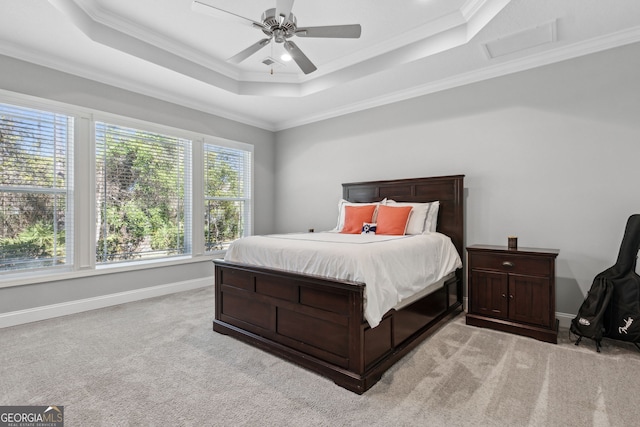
[470,253,551,277]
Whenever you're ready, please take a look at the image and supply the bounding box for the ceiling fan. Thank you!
[191,0,362,74]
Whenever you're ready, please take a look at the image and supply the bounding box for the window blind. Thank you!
[95,122,191,264]
[0,102,73,272]
[203,143,252,252]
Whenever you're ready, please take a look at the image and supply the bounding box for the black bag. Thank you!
[570,276,613,351]
[572,214,640,352]
[603,214,640,345]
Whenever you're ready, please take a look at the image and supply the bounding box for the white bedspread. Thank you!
[223,232,462,328]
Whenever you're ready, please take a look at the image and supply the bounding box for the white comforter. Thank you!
[223,232,462,328]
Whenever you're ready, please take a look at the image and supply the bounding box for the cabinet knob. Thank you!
[502,261,514,267]
[509,294,514,299]
[502,293,506,299]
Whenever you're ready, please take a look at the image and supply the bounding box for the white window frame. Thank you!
[0,97,76,275]
[0,90,254,286]
[202,137,253,255]
[93,118,193,266]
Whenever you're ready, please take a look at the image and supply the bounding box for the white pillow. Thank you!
[424,201,440,232]
[385,200,440,234]
[334,199,384,232]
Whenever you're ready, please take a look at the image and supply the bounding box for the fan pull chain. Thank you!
[270,42,275,75]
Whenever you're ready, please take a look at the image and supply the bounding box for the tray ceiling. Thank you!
[1,0,640,130]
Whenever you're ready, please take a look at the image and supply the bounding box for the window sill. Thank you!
[0,252,226,289]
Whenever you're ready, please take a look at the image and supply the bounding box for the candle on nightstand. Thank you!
[508,236,518,250]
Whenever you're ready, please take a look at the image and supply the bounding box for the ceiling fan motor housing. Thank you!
[261,8,297,42]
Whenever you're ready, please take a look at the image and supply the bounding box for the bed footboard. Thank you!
[213,259,462,393]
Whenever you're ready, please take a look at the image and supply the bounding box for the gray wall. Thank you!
[0,55,276,315]
[274,42,640,317]
[3,40,640,322]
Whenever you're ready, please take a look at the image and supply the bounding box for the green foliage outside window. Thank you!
[1,102,251,273]
[204,144,249,251]
[1,105,69,271]
[95,123,187,263]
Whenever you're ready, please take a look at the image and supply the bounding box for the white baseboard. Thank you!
[0,278,212,329]
[2,284,576,331]
[555,312,574,330]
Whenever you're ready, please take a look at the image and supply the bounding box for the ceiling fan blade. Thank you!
[276,0,295,22]
[191,1,266,29]
[228,38,272,64]
[295,24,362,39]
[284,40,317,74]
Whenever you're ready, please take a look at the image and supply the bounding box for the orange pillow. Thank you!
[376,205,413,235]
[341,205,377,234]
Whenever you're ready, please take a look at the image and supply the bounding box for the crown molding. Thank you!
[4,24,639,133]
[274,25,640,131]
[0,42,276,131]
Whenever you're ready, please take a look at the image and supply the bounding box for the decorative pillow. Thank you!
[340,205,377,234]
[361,222,377,235]
[375,205,413,235]
[385,200,440,233]
[334,199,384,231]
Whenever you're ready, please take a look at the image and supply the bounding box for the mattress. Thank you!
[391,272,455,311]
[224,231,462,328]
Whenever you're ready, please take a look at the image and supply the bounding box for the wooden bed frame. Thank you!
[213,175,465,394]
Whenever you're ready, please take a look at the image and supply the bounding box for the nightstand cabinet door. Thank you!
[465,244,559,344]
[508,274,551,327]
[469,270,508,318]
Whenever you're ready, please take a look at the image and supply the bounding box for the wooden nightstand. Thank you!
[465,244,560,343]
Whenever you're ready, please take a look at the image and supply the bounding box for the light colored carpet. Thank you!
[1,286,640,426]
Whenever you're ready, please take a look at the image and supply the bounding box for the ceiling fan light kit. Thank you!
[193,0,361,74]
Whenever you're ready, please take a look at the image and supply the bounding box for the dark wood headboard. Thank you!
[342,175,465,259]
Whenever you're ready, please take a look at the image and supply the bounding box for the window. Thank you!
[203,143,252,252]
[0,102,73,272]
[95,121,191,264]
[0,92,253,279]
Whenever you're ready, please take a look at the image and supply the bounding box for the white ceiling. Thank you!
[1,0,640,131]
